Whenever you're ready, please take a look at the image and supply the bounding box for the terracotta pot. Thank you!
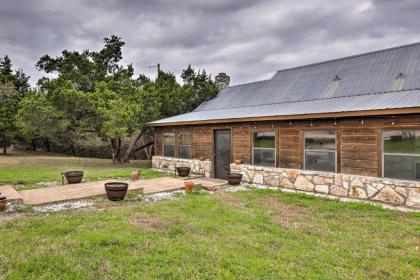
[0,195,6,211]
[176,167,191,177]
[234,159,242,165]
[227,173,243,185]
[131,170,140,181]
[64,171,84,184]
[198,156,205,161]
[105,182,129,201]
[184,182,194,191]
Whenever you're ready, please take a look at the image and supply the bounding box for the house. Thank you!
[149,42,420,209]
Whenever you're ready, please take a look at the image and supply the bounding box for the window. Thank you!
[163,133,175,157]
[304,130,336,172]
[178,133,192,159]
[383,130,420,180]
[253,131,276,167]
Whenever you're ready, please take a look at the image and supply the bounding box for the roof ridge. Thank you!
[274,41,420,75]
[220,79,270,90]
[195,88,420,113]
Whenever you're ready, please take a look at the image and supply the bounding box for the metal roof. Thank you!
[150,42,420,125]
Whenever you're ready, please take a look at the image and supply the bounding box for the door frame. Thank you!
[213,128,233,179]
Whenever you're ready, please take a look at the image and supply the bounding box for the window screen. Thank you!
[163,133,175,157]
[383,130,420,180]
[253,132,276,167]
[304,131,336,172]
[178,133,192,159]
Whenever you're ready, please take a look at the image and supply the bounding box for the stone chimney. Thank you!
[215,72,230,90]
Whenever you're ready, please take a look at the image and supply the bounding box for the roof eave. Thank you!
[147,107,420,127]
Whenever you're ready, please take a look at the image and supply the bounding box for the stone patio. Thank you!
[15,177,227,205]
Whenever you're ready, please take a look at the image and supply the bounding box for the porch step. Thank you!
[0,185,24,205]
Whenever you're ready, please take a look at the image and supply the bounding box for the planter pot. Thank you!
[131,170,140,181]
[176,167,191,177]
[0,195,6,211]
[105,182,129,201]
[198,156,205,161]
[227,173,243,185]
[64,171,84,184]
[184,182,194,191]
[234,159,242,165]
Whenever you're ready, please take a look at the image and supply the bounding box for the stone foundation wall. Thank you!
[230,164,420,210]
[152,156,212,177]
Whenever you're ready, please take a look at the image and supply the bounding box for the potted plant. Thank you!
[176,166,191,177]
[105,182,129,201]
[184,181,194,191]
[0,193,6,211]
[64,171,84,184]
[227,173,243,185]
[234,159,242,165]
[131,170,140,181]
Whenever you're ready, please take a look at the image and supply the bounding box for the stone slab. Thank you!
[0,185,24,205]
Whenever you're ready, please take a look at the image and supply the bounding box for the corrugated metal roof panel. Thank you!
[151,42,420,125]
[150,89,420,124]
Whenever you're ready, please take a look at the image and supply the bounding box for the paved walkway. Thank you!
[18,177,227,205]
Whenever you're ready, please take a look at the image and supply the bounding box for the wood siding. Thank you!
[153,114,420,178]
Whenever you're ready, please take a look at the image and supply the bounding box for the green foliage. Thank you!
[0,83,20,150]
[15,93,69,141]
[0,55,30,96]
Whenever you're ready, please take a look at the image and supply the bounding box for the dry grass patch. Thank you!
[128,215,172,231]
[217,193,246,207]
[254,197,311,229]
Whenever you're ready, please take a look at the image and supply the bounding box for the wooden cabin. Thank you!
[149,43,420,184]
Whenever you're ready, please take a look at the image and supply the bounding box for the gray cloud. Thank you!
[1,0,420,86]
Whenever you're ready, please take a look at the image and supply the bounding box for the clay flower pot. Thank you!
[131,170,140,181]
[176,167,191,177]
[105,182,129,201]
[227,173,243,185]
[184,182,194,191]
[0,195,6,211]
[198,156,205,161]
[234,159,242,165]
[64,171,84,184]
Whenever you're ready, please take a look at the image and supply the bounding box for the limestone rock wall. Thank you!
[152,156,212,177]
[230,164,420,210]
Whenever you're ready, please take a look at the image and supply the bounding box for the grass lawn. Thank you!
[0,153,164,190]
[0,190,419,279]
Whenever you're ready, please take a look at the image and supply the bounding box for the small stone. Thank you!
[330,185,347,197]
[366,185,379,197]
[287,170,298,180]
[372,186,404,205]
[280,178,294,189]
[315,184,329,194]
[334,174,342,186]
[325,178,334,184]
[395,187,408,198]
[313,176,324,185]
[351,177,364,188]
[350,187,367,199]
[265,176,281,187]
[253,172,264,184]
[406,188,420,208]
[294,175,315,191]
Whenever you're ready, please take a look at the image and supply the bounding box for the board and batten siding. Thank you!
[153,114,420,178]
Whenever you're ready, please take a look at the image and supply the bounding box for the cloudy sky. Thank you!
[1,0,420,86]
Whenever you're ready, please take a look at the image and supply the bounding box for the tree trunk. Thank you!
[44,138,51,152]
[122,130,143,162]
[32,139,36,151]
[111,139,117,163]
[3,145,6,154]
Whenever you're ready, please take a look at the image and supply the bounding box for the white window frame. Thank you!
[382,129,420,180]
[303,130,337,172]
[163,133,175,158]
[252,131,277,167]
